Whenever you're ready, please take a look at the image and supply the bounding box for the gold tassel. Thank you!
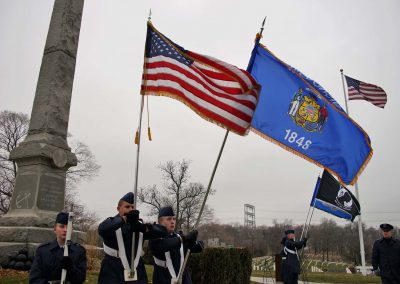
[134,130,139,144]
[148,127,152,141]
[146,94,153,141]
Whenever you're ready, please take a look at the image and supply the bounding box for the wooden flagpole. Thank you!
[129,12,152,278]
[177,130,229,284]
[340,69,367,276]
[177,18,267,284]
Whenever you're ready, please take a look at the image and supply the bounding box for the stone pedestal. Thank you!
[0,218,86,266]
[0,0,84,267]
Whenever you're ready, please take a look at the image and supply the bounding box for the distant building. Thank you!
[207,238,220,247]
[206,238,232,248]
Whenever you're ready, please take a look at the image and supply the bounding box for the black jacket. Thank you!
[149,232,204,284]
[98,215,147,284]
[29,239,86,284]
[280,237,306,281]
[372,237,400,282]
[98,215,166,284]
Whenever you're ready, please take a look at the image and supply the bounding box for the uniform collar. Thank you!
[49,238,75,251]
[380,237,394,244]
[49,239,61,250]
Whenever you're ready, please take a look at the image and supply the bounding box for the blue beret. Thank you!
[285,229,295,235]
[380,223,394,231]
[120,192,134,204]
[55,212,69,225]
[158,206,175,217]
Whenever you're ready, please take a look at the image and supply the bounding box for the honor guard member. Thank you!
[98,192,167,284]
[149,206,204,284]
[29,212,87,284]
[280,229,307,284]
[372,223,400,284]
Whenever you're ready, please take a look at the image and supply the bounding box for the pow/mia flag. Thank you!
[310,170,361,221]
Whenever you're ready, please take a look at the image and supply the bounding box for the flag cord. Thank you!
[340,69,367,276]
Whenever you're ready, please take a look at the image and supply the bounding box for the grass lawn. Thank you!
[0,267,381,284]
[251,270,381,283]
[0,266,155,284]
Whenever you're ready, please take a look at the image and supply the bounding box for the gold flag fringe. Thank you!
[143,90,251,136]
[254,44,373,185]
[250,127,373,186]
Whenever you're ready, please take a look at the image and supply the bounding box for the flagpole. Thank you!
[133,95,145,208]
[177,130,229,284]
[194,130,229,228]
[304,199,316,239]
[177,18,266,284]
[340,69,367,276]
[298,198,316,284]
[302,172,322,240]
[300,206,312,240]
[129,14,152,277]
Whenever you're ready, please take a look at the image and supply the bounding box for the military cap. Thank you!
[55,212,69,225]
[285,229,295,235]
[380,223,394,231]
[158,206,175,217]
[120,192,134,204]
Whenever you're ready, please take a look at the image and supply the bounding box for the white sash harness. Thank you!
[284,246,297,255]
[103,229,143,272]
[153,234,184,281]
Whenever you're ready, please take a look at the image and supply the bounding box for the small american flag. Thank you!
[141,22,260,135]
[345,75,387,109]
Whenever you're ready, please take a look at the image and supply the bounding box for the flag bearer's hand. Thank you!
[126,210,140,224]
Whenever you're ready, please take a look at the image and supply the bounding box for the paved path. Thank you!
[251,276,329,284]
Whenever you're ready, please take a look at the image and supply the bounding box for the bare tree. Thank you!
[66,136,100,188]
[138,159,214,230]
[0,111,29,213]
[0,110,100,230]
[63,135,101,230]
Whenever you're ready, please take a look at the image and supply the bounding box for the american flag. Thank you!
[345,75,387,109]
[141,23,260,135]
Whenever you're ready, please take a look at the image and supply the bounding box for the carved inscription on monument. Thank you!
[11,175,36,210]
[37,175,65,211]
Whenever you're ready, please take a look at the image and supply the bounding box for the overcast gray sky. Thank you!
[1,0,399,228]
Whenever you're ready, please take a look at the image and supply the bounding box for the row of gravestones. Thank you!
[2,248,32,271]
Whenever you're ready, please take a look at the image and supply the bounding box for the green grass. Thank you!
[251,270,381,283]
[0,266,381,284]
[0,267,155,284]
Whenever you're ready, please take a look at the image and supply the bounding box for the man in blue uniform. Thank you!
[98,192,167,284]
[29,212,87,284]
[372,223,400,284]
[149,206,204,284]
[280,229,307,284]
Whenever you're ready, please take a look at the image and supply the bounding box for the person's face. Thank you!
[117,200,135,216]
[159,216,176,233]
[382,230,392,238]
[287,233,295,240]
[54,223,67,242]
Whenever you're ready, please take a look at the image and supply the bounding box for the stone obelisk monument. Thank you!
[0,0,84,265]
